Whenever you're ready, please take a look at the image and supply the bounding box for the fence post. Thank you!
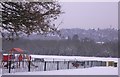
[84,61,86,68]
[19,61,20,68]
[67,61,70,69]
[44,61,47,71]
[28,60,31,72]
[57,61,59,70]
[8,60,11,73]
[100,61,102,66]
[7,61,9,69]
[91,61,93,67]
[22,60,24,68]
[53,59,54,63]
[64,59,66,64]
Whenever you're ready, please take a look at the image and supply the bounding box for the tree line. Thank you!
[2,35,118,58]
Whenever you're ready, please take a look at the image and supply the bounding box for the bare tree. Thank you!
[1,1,63,40]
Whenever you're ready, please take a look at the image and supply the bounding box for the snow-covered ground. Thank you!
[1,55,119,75]
[5,67,118,75]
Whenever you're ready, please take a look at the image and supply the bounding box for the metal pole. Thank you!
[67,61,70,69]
[91,61,93,67]
[8,61,11,73]
[7,61,9,69]
[57,61,59,70]
[22,60,24,68]
[84,61,86,68]
[44,61,47,71]
[28,60,30,72]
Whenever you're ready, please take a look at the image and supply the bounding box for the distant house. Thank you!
[96,42,104,44]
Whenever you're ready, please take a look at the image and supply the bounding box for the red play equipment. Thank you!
[2,55,13,62]
[2,48,37,69]
[3,48,24,62]
[10,48,24,53]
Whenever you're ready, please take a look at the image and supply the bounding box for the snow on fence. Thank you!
[1,59,113,74]
[1,55,118,74]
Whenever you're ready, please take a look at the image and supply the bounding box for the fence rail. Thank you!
[1,60,108,74]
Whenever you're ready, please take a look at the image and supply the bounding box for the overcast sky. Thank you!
[56,2,118,29]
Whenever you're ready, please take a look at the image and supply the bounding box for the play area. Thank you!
[0,48,88,74]
[1,48,38,73]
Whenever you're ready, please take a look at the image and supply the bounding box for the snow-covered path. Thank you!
[5,67,118,75]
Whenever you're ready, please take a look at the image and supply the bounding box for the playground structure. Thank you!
[1,48,38,71]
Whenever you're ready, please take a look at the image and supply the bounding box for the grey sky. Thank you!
[56,2,118,29]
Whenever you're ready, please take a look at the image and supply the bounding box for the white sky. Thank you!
[55,1,118,29]
[58,0,119,2]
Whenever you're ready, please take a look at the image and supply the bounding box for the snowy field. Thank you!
[5,67,118,75]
